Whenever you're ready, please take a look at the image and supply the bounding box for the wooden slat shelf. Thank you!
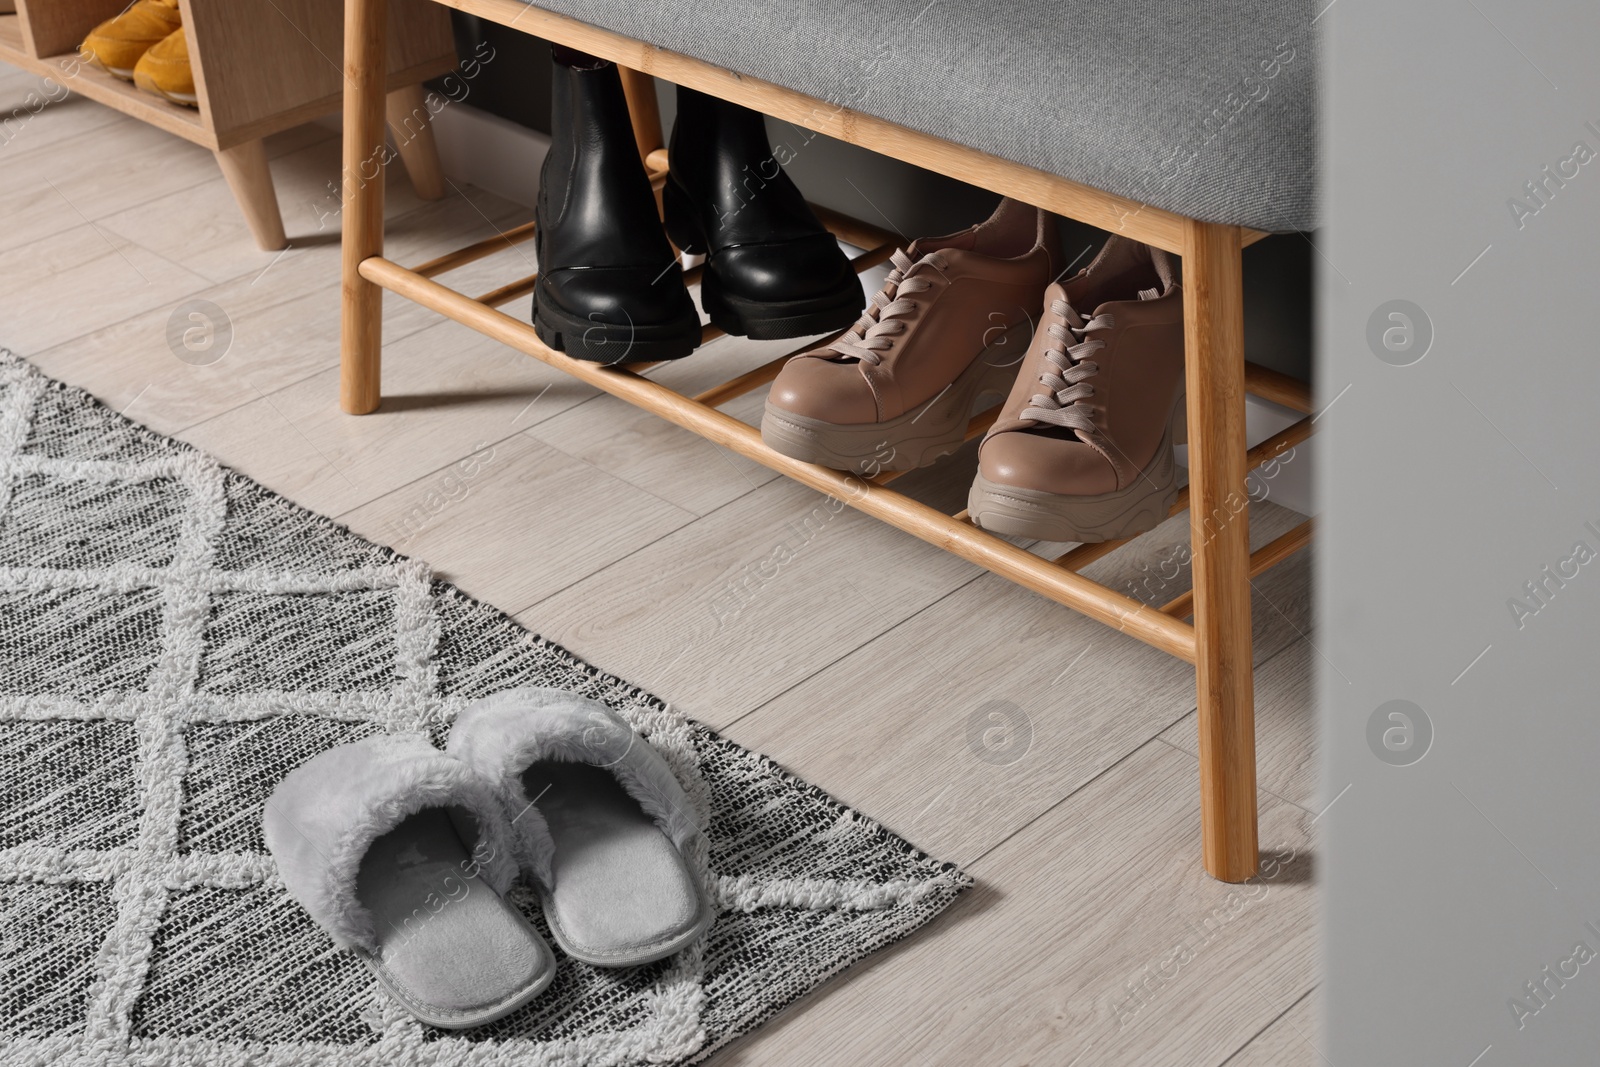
[1159,518,1313,620]
[27,51,210,145]
[357,247,1206,663]
[355,198,1312,665]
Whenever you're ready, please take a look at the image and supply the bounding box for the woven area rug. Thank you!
[0,350,969,1066]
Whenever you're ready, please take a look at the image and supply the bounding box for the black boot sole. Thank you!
[663,178,864,340]
[700,273,864,341]
[532,289,701,365]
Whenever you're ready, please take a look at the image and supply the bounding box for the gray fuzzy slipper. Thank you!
[448,687,714,967]
[263,733,556,1028]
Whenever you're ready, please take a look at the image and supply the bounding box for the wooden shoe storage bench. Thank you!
[338,0,1316,883]
[0,0,455,249]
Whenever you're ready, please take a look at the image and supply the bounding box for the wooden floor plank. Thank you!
[1,112,237,254]
[1223,990,1320,1067]
[523,387,780,517]
[176,314,598,516]
[522,473,987,728]
[1162,631,1317,812]
[0,75,128,159]
[97,130,430,286]
[520,331,842,518]
[722,518,1311,865]
[0,223,213,355]
[705,742,1317,1066]
[340,431,698,611]
[30,189,535,436]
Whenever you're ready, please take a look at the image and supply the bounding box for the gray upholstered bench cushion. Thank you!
[530,1,1316,232]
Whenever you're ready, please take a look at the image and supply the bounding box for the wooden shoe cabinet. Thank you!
[0,0,457,248]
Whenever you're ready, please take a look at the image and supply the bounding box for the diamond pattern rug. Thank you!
[0,351,969,1066]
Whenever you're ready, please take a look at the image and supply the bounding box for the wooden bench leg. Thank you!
[214,139,286,252]
[618,65,667,222]
[618,66,665,165]
[385,84,447,201]
[1182,219,1259,883]
[340,0,388,415]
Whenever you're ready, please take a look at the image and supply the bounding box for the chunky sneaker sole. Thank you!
[968,418,1180,543]
[83,55,137,80]
[143,83,198,105]
[762,321,1029,474]
[532,286,701,365]
[135,68,198,105]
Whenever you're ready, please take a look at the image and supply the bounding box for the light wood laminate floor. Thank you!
[0,65,1322,1066]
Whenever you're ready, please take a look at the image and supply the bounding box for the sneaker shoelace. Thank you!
[824,248,946,366]
[1018,297,1113,436]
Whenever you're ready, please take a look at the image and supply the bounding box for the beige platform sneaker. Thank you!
[968,236,1186,543]
[760,198,1060,474]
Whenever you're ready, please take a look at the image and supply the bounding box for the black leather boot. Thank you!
[664,87,864,340]
[534,52,700,363]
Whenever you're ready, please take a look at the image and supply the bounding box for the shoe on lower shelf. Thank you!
[664,87,865,340]
[133,28,196,107]
[532,49,701,364]
[80,0,182,81]
[760,198,1061,475]
[968,236,1187,545]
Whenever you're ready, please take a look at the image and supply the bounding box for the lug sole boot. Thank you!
[664,88,863,340]
[533,51,700,364]
[969,236,1186,543]
[761,199,1060,474]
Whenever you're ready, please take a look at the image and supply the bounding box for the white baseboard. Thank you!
[1176,393,1316,517]
[314,101,548,210]
[427,103,547,207]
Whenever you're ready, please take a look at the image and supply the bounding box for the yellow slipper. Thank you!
[133,28,197,106]
[80,0,182,81]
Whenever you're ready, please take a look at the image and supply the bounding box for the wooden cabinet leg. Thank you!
[214,140,286,252]
[385,84,446,201]
[340,0,388,415]
[1182,219,1259,883]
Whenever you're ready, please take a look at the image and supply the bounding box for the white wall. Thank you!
[1321,2,1600,1062]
